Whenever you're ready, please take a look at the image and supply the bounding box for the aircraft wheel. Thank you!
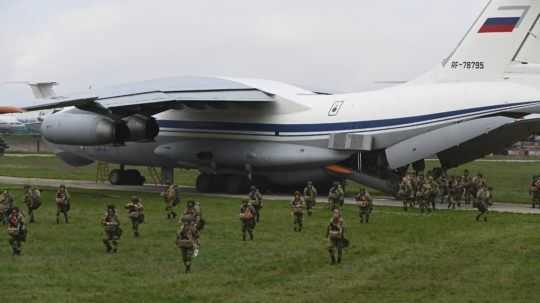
[109,169,145,185]
[196,174,213,193]
[109,169,121,185]
[225,175,249,194]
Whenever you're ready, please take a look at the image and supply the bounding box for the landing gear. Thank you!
[195,174,250,194]
[109,168,145,185]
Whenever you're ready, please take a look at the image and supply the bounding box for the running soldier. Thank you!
[181,200,204,254]
[475,185,493,222]
[125,196,144,237]
[248,186,263,223]
[239,200,256,241]
[7,207,26,256]
[355,188,373,223]
[290,191,305,232]
[101,205,122,253]
[0,189,14,225]
[328,181,344,211]
[23,185,41,223]
[303,181,318,216]
[176,221,197,273]
[326,209,345,265]
[161,184,180,219]
[55,185,71,224]
[530,176,540,208]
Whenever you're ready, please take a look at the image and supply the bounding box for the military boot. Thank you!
[56,216,60,224]
[330,255,336,265]
[103,240,112,253]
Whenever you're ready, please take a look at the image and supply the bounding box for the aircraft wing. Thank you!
[22,76,277,117]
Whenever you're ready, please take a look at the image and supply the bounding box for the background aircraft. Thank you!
[18,0,540,194]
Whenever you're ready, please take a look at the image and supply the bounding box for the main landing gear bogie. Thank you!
[109,168,145,185]
[196,174,251,194]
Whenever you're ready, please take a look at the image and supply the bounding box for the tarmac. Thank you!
[0,175,539,215]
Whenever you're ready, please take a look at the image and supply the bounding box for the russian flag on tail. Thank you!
[478,17,521,33]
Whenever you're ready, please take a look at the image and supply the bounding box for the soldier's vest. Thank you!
[358,198,369,208]
[292,201,303,214]
[240,207,254,220]
[329,228,342,240]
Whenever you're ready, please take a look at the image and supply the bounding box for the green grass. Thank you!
[0,186,539,302]
[2,155,540,203]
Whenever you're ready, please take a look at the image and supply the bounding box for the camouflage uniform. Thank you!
[239,200,256,241]
[101,205,122,253]
[161,184,180,219]
[248,186,263,223]
[398,175,414,211]
[475,186,493,222]
[328,182,345,211]
[427,177,439,211]
[23,186,41,223]
[529,177,540,208]
[176,221,197,273]
[462,170,474,205]
[7,207,26,256]
[326,210,345,265]
[290,191,305,232]
[180,200,203,253]
[355,189,373,223]
[124,196,144,237]
[437,175,449,205]
[418,178,434,214]
[303,181,318,216]
[55,185,71,224]
[0,190,14,225]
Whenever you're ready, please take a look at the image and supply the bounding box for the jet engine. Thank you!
[41,112,129,145]
[123,114,160,142]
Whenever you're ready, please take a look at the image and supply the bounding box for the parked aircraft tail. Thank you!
[29,82,58,99]
[418,0,540,83]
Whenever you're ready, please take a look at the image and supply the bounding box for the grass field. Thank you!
[1,154,540,203]
[1,186,540,302]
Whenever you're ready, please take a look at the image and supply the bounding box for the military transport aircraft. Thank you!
[19,0,540,193]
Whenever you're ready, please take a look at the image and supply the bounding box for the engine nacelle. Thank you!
[41,112,129,145]
[123,115,159,142]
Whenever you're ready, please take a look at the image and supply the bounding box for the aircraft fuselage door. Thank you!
[329,101,344,116]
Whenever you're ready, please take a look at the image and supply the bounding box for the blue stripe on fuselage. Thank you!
[157,101,538,134]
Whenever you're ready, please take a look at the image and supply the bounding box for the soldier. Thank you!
[101,205,122,253]
[397,175,414,211]
[161,184,180,219]
[529,176,540,208]
[475,185,493,222]
[180,200,203,254]
[23,185,41,223]
[124,196,144,237]
[462,170,473,205]
[176,221,197,273]
[437,173,449,205]
[0,189,14,225]
[418,177,433,214]
[290,191,305,232]
[239,199,256,241]
[447,176,458,209]
[303,181,318,216]
[427,176,439,211]
[7,207,26,256]
[454,176,465,208]
[355,188,373,223]
[55,185,71,224]
[328,181,344,211]
[326,209,345,265]
[248,186,263,223]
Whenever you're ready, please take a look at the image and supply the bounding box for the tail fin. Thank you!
[430,0,540,82]
[28,82,58,99]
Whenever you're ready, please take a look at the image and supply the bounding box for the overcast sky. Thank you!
[0,0,487,106]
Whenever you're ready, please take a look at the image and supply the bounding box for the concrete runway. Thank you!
[1,175,539,215]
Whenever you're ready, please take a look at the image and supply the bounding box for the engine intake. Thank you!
[123,115,159,142]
